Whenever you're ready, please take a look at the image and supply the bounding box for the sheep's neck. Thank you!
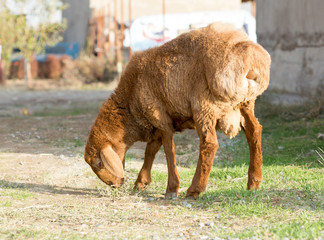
[98,97,138,148]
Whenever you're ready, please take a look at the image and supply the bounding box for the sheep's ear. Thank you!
[100,145,124,178]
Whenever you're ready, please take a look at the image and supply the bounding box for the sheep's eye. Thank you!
[97,161,104,169]
[92,158,104,170]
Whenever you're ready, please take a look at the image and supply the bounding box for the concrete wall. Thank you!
[63,0,90,50]
[256,0,324,96]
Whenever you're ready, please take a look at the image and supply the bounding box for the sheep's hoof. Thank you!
[185,195,197,200]
[134,176,152,191]
[186,192,200,200]
[165,192,178,199]
[186,186,201,199]
[133,183,144,191]
[247,177,261,190]
[134,181,147,191]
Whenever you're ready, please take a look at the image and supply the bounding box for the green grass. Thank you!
[0,201,13,207]
[0,190,35,200]
[73,138,84,147]
[31,102,102,117]
[146,165,323,239]
[135,102,324,239]
[217,118,323,169]
[0,180,36,200]
[92,155,324,239]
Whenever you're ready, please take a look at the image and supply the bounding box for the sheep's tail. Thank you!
[244,42,271,95]
[205,41,271,102]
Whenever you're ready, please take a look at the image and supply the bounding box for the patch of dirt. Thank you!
[0,86,230,239]
[0,87,112,154]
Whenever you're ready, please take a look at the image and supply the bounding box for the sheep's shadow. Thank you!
[0,179,102,197]
[1,179,321,214]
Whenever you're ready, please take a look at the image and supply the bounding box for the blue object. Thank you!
[35,54,47,62]
[45,42,79,59]
[11,42,80,62]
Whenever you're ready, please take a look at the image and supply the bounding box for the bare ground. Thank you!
[0,86,225,239]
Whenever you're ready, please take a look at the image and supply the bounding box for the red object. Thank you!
[9,57,38,79]
[38,54,62,79]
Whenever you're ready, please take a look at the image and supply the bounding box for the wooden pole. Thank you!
[90,9,96,56]
[114,0,118,60]
[101,9,105,57]
[121,0,124,44]
[96,10,103,59]
[107,3,111,53]
[128,0,132,58]
[252,1,256,18]
[120,0,124,65]
[114,0,122,76]
[162,0,166,43]
[0,39,4,85]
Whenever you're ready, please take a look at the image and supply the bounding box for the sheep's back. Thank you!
[115,22,270,134]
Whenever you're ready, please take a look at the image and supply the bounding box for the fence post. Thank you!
[162,0,166,43]
[0,39,5,85]
[114,0,122,77]
[128,0,132,59]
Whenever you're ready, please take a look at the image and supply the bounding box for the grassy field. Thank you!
[0,91,323,239]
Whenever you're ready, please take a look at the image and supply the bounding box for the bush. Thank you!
[74,53,118,83]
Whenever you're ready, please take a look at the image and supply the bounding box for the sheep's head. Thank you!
[84,135,124,187]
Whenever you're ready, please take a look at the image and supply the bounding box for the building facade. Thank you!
[256,0,324,96]
[63,0,90,50]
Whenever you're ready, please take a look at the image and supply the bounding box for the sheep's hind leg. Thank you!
[134,137,162,191]
[240,102,263,190]
[186,118,218,199]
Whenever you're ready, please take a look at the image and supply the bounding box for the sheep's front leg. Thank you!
[162,131,180,198]
[240,103,263,190]
[134,138,162,190]
[186,122,218,199]
[142,105,180,198]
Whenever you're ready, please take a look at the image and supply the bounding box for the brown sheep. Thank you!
[84,22,271,199]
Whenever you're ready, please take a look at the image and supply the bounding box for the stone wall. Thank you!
[256,0,324,96]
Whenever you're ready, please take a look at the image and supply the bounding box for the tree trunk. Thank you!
[0,60,5,85]
[24,58,32,88]
[0,41,5,85]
